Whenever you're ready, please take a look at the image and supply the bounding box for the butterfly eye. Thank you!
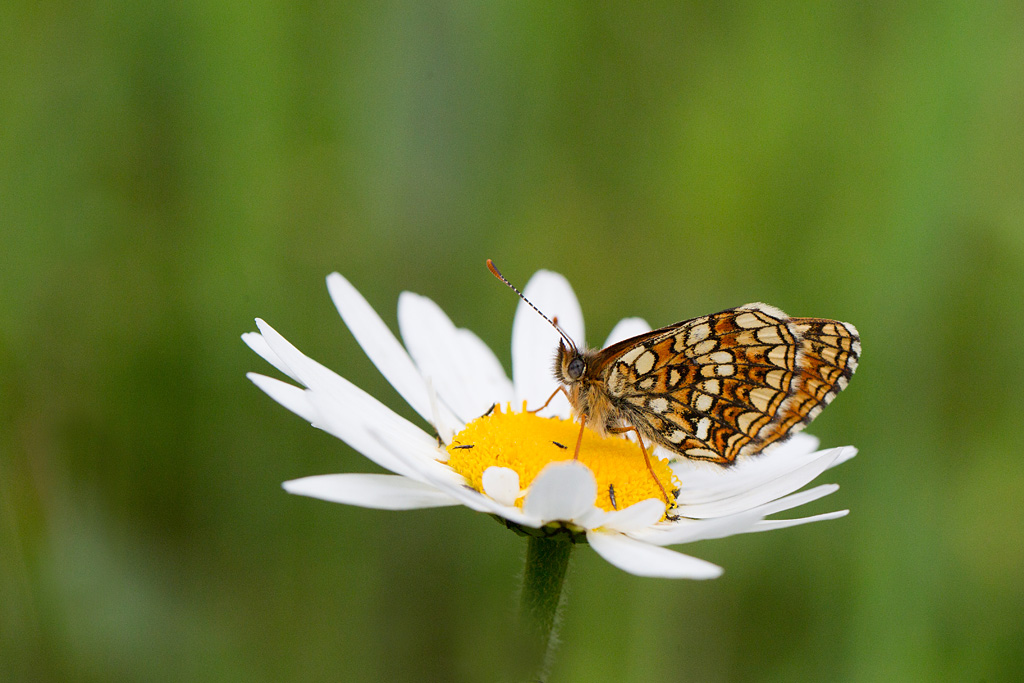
[567,357,585,380]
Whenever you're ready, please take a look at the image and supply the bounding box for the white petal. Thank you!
[629,508,767,546]
[676,448,846,518]
[326,272,458,429]
[424,378,455,448]
[248,373,318,423]
[830,445,858,467]
[367,431,542,528]
[753,483,839,517]
[750,510,849,532]
[673,436,827,504]
[253,319,448,483]
[775,431,820,455]
[575,506,611,530]
[599,498,666,533]
[250,368,422,480]
[283,473,460,510]
[300,391,434,482]
[603,317,651,347]
[523,461,596,522]
[634,488,847,547]
[398,291,514,423]
[511,270,582,418]
[243,331,300,382]
[676,442,852,505]
[481,467,521,507]
[587,531,723,579]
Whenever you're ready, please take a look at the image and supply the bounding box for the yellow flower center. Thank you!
[445,404,677,515]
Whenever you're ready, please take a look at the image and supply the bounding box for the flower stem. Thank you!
[517,535,573,681]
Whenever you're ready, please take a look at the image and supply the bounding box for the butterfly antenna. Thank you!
[486,259,577,350]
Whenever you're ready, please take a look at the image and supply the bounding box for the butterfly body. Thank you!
[553,342,621,437]
[553,303,860,465]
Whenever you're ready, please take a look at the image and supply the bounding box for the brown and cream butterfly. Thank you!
[487,260,860,497]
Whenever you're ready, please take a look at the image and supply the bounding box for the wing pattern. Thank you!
[602,303,859,464]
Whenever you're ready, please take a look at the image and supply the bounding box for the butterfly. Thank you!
[486,261,860,500]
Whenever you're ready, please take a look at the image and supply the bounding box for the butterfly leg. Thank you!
[572,419,587,460]
[608,426,671,507]
[527,386,570,414]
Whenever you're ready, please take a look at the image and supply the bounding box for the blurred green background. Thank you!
[3,2,1023,681]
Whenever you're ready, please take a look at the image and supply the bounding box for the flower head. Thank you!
[244,270,855,579]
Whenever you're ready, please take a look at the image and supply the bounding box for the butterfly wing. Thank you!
[598,303,860,464]
[782,316,860,432]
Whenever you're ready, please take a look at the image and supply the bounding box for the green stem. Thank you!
[517,535,573,681]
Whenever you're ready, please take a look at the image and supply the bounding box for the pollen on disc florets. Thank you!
[444,404,677,516]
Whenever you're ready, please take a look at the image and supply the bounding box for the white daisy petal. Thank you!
[775,431,820,455]
[326,272,459,429]
[296,388,430,482]
[674,434,827,504]
[283,473,460,510]
[248,372,318,424]
[599,498,666,533]
[248,364,429,481]
[511,270,582,417]
[523,461,596,522]
[366,431,542,528]
[676,448,846,518]
[830,445,858,467]
[629,508,768,546]
[253,319,448,484]
[398,291,514,423]
[750,510,849,532]
[481,467,522,507]
[603,317,651,347]
[575,506,611,530]
[676,443,851,506]
[587,530,723,579]
[424,378,455,448]
[243,331,300,382]
[436,474,543,527]
[752,484,839,517]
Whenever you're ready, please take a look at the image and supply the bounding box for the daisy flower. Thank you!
[243,269,855,580]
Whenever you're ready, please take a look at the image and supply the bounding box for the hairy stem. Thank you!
[516,535,573,681]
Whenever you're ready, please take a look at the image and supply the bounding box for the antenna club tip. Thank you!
[483,259,574,348]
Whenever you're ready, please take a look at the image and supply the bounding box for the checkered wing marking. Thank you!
[780,317,861,435]
[600,304,858,464]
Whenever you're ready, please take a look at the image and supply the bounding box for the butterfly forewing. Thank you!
[598,303,859,464]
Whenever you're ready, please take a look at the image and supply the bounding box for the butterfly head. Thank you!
[554,339,588,383]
